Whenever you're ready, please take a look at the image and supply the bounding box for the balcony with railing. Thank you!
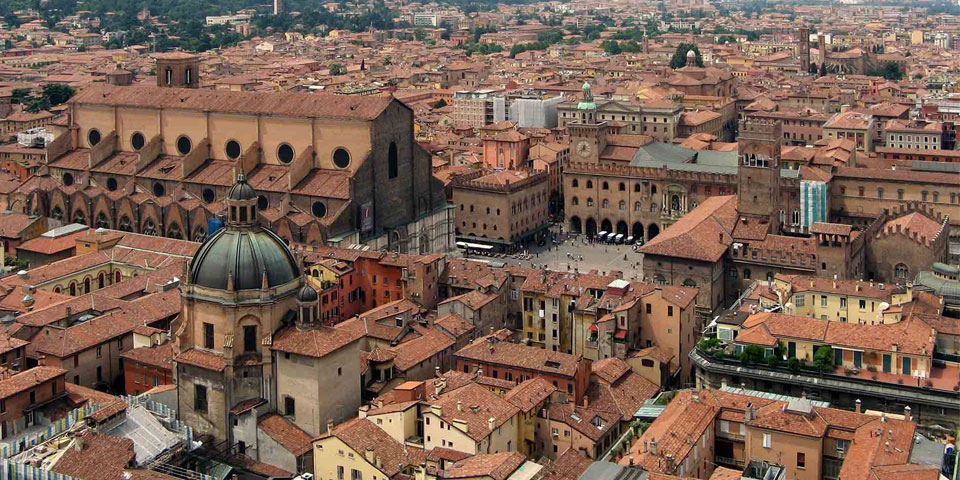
[715,455,745,469]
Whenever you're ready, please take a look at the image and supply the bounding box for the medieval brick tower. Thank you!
[817,33,827,67]
[737,118,782,233]
[799,27,810,72]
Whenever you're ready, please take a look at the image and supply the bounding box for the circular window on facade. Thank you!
[106,177,118,191]
[332,148,350,169]
[153,182,166,197]
[88,129,101,147]
[225,140,241,159]
[62,172,74,186]
[257,195,269,210]
[176,136,192,156]
[202,188,215,204]
[131,132,145,151]
[312,201,326,218]
[277,143,295,164]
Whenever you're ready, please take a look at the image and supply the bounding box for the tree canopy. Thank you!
[670,43,703,69]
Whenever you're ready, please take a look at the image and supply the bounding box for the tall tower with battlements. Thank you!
[799,27,810,72]
[737,118,783,232]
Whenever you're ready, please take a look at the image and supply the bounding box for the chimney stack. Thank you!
[650,438,658,456]
[904,406,912,422]
[855,399,861,413]
[327,418,335,433]
[457,400,463,412]
[488,417,495,432]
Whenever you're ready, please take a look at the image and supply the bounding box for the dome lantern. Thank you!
[226,173,258,226]
[296,284,320,329]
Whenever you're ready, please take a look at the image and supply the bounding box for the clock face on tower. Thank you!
[576,140,592,158]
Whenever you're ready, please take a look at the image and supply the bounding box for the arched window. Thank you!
[96,212,109,229]
[586,180,593,189]
[98,272,106,289]
[167,223,183,240]
[51,206,63,222]
[682,279,697,288]
[73,209,86,225]
[654,275,667,285]
[602,181,609,190]
[602,199,609,208]
[388,142,398,179]
[651,185,657,195]
[83,277,90,293]
[634,202,641,211]
[69,282,76,296]
[572,197,579,205]
[671,195,680,211]
[618,182,625,191]
[572,179,579,188]
[618,201,626,210]
[115,271,122,283]
[895,263,908,279]
[118,216,132,232]
[634,183,641,192]
[587,198,594,207]
[743,269,752,280]
[142,218,158,236]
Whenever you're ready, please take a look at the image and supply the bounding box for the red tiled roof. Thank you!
[640,196,738,262]
[175,348,227,371]
[444,452,525,480]
[258,413,313,456]
[71,84,396,121]
[271,325,362,358]
[120,343,175,370]
[455,330,586,378]
[0,366,65,399]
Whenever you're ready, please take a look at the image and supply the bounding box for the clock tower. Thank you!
[568,81,607,164]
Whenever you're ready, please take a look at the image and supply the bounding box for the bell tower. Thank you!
[155,52,200,88]
[737,118,782,232]
[568,82,607,163]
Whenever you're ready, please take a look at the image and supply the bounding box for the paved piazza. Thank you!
[457,227,647,280]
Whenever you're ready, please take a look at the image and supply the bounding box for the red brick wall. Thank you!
[123,360,173,395]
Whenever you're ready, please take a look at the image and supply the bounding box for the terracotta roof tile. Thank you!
[71,84,395,121]
[258,413,313,456]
